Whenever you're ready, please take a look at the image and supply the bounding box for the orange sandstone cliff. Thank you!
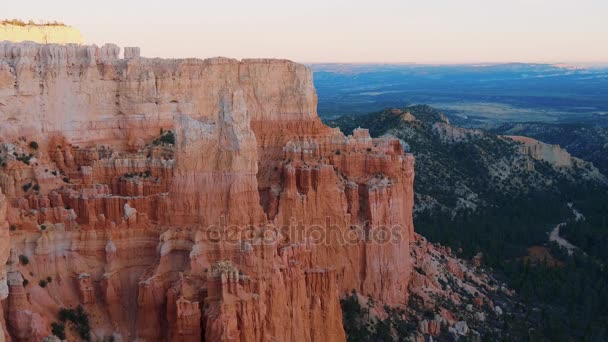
[0,41,415,341]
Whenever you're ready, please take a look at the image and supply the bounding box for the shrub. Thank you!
[39,279,48,288]
[33,184,40,191]
[59,305,91,340]
[47,276,52,283]
[16,154,32,165]
[22,183,32,192]
[159,130,175,145]
[9,224,16,231]
[29,141,39,150]
[22,278,29,287]
[40,225,47,231]
[62,177,70,183]
[18,255,29,265]
[51,322,66,339]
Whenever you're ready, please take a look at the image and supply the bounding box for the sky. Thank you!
[2,0,608,64]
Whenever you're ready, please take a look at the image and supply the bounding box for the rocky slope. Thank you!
[0,41,485,341]
[492,121,608,176]
[342,234,525,341]
[0,21,83,44]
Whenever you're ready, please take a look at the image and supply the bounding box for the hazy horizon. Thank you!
[2,0,607,64]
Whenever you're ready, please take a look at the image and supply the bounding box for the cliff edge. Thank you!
[0,41,414,341]
[0,21,83,44]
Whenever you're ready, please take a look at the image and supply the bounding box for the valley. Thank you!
[323,103,608,341]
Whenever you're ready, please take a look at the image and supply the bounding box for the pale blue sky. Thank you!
[2,0,607,63]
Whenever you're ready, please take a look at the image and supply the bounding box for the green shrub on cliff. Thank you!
[18,255,29,265]
[51,322,66,340]
[59,305,91,341]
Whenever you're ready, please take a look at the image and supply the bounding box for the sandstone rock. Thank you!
[0,40,417,341]
[455,321,469,335]
[77,273,95,304]
[494,305,503,315]
[474,312,486,322]
[7,272,50,341]
[0,188,9,300]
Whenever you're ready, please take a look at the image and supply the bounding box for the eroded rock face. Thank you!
[507,135,583,167]
[0,41,415,341]
[506,135,607,182]
[0,188,9,300]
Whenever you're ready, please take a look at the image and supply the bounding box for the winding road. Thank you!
[548,203,585,256]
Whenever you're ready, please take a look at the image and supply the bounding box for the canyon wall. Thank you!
[0,41,414,341]
[0,23,83,44]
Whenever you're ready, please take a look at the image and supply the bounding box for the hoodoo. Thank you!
[0,41,415,340]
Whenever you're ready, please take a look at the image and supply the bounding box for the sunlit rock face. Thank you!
[0,22,84,44]
[0,41,414,341]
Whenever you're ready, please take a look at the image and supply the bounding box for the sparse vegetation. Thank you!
[152,130,175,146]
[15,153,33,165]
[18,254,29,265]
[1,19,66,27]
[341,291,417,341]
[123,171,151,179]
[59,305,91,341]
[51,322,66,340]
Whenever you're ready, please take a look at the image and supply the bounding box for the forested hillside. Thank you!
[326,105,608,341]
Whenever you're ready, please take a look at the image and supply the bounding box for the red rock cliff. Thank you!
[0,41,414,341]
